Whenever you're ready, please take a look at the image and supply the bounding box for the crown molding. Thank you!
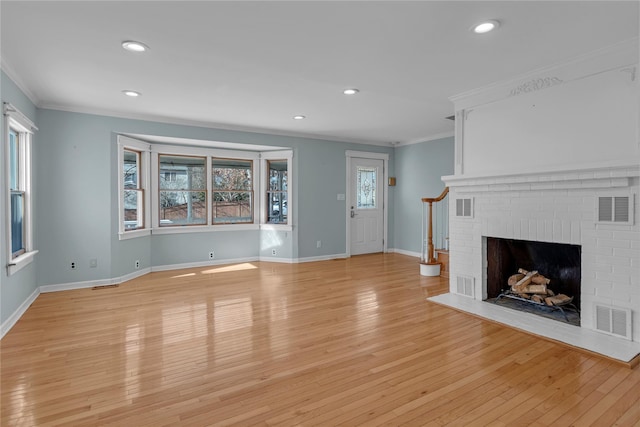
[1,59,40,106]
[397,131,454,147]
[37,102,396,147]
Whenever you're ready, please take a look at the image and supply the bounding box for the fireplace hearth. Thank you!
[491,293,580,326]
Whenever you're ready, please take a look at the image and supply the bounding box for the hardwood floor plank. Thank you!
[1,253,638,426]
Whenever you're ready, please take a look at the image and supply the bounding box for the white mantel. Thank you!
[429,38,640,362]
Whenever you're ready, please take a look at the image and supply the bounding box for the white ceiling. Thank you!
[1,1,638,146]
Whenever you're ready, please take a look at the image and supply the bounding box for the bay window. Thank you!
[118,136,292,236]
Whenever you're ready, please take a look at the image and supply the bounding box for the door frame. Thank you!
[345,150,389,257]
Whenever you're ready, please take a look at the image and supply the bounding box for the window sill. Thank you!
[152,224,260,235]
[260,224,293,232]
[7,250,38,276]
[119,229,152,240]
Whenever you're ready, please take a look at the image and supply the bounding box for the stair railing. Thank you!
[421,187,449,265]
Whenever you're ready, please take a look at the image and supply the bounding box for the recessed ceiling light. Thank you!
[122,90,141,97]
[122,40,149,52]
[293,115,306,120]
[472,20,500,34]
[343,88,359,95]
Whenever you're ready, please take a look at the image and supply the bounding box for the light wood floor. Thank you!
[2,253,639,426]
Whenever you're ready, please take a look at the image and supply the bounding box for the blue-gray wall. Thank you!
[0,71,39,324]
[393,137,455,255]
[1,70,454,326]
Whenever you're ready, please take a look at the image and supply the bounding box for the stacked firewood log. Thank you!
[507,268,572,306]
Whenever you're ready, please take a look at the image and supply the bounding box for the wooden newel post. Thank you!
[427,200,435,263]
[420,187,449,276]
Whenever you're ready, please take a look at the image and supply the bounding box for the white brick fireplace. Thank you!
[429,39,640,363]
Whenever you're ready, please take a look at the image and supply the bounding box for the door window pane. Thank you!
[357,167,376,209]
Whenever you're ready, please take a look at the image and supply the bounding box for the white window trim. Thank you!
[4,103,38,275]
[117,135,151,240]
[261,150,293,231]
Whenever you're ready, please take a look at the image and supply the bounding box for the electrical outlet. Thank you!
[316,240,322,248]
[89,258,98,268]
[209,251,215,259]
[135,260,140,269]
[70,261,77,270]
[271,249,277,256]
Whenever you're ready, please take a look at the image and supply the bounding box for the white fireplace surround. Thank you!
[430,164,640,362]
[428,39,640,363]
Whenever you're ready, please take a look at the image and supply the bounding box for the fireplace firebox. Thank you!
[486,238,582,314]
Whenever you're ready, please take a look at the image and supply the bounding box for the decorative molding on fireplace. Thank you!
[442,162,639,191]
[621,66,637,81]
[509,76,563,97]
[449,37,638,111]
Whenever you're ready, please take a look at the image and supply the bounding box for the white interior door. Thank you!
[349,157,384,255]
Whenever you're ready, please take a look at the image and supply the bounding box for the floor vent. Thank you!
[92,284,119,290]
[456,275,474,298]
[594,304,632,340]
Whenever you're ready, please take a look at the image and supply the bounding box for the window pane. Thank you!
[124,189,144,230]
[10,191,24,257]
[9,130,18,190]
[212,158,253,224]
[357,167,376,209]
[267,192,287,223]
[213,159,252,190]
[123,150,139,188]
[213,192,252,223]
[160,191,207,226]
[267,160,288,224]
[268,160,287,191]
[159,155,206,191]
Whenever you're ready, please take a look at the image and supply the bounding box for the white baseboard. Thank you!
[117,268,152,284]
[259,256,295,263]
[1,286,40,339]
[40,277,112,293]
[390,248,421,258]
[295,253,348,263]
[39,268,153,293]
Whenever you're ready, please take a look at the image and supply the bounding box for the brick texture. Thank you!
[445,170,640,342]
